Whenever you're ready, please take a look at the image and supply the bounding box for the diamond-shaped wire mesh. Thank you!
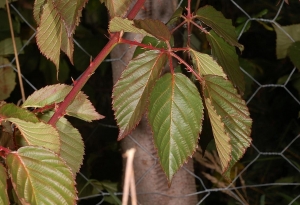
[2,0,300,204]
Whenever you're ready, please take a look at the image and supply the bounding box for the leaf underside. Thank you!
[100,0,133,18]
[148,73,204,183]
[113,50,168,140]
[0,164,9,205]
[6,146,77,205]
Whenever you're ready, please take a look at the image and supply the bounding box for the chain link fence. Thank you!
[2,0,300,204]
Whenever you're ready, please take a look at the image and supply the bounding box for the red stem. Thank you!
[120,38,165,51]
[48,0,146,126]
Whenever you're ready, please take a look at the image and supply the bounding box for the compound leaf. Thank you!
[6,146,77,205]
[7,118,60,153]
[0,163,9,205]
[113,50,167,140]
[0,103,39,123]
[100,0,133,18]
[39,112,84,174]
[196,5,243,51]
[189,48,227,78]
[203,75,252,179]
[148,73,204,183]
[206,30,245,94]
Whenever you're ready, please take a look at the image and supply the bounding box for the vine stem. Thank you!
[6,0,25,102]
[48,0,146,126]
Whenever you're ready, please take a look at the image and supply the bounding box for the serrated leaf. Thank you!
[33,0,46,25]
[109,17,155,38]
[148,73,204,183]
[167,7,183,27]
[287,41,300,71]
[273,24,300,59]
[0,38,23,55]
[206,30,245,94]
[36,1,73,68]
[100,0,133,18]
[22,84,103,121]
[52,0,88,36]
[196,5,243,51]
[7,118,60,153]
[113,50,167,140]
[189,48,226,78]
[39,111,84,174]
[133,19,171,41]
[0,103,39,123]
[0,163,9,205]
[0,57,16,100]
[133,36,168,58]
[203,75,252,179]
[6,146,77,205]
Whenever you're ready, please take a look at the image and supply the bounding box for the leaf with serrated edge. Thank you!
[7,118,60,153]
[203,75,252,179]
[22,84,72,108]
[109,17,155,38]
[6,146,77,205]
[100,0,133,17]
[148,73,204,183]
[189,48,227,78]
[206,30,245,94]
[196,5,243,51]
[133,19,171,41]
[0,163,9,205]
[273,24,300,59]
[204,98,231,171]
[113,50,167,140]
[33,0,46,24]
[0,57,16,100]
[39,111,84,174]
[167,7,183,27]
[52,0,88,37]
[0,103,39,123]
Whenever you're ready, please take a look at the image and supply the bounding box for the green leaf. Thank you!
[113,50,167,140]
[109,17,155,38]
[52,0,88,36]
[167,7,183,27]
[148,73,204,183]
[0,163,9,205]
[7,118,60,153]
[0,38,23,55]
[287,41,300,71]
[206,30,245,94]
[273,24,300,59]
[0,57,16,100]
[33,0,46,25]
[189,48,227,78]
[22,84,103,121]
[204,97,231,171]
[133,36,168,58]
[0,0,17,9]
[6,146,77,205]
[36,1,73,68]
[39,111,84,174]
[196,5,243,51]
[133,19,171,41]
[0,103,39,123]
[203,75,252,179]
[100,0,133,18]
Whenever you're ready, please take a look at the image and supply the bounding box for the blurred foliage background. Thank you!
[1,0,300,204]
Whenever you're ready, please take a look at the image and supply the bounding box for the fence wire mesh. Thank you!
[2,0,300,204]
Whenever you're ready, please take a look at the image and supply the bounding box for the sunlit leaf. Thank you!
[0,103,39,123]
[273,24,300,59]
[196,5,243,51]
[189,48,227,78]
[133,19,171,41]
[203,75,252,178]
[148,73,204,183]
[39,111,84,174]
[109,17,155,38]
[0,163,9,205]
[6,146,77,205]
[113,50,167,140]
[100,0,133,17]
[7,118,60,153]
[206,30,245,94]
[287,41,300,71]
[0,38,23,55]
[33,0,46,24]
[0,57,16,100]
